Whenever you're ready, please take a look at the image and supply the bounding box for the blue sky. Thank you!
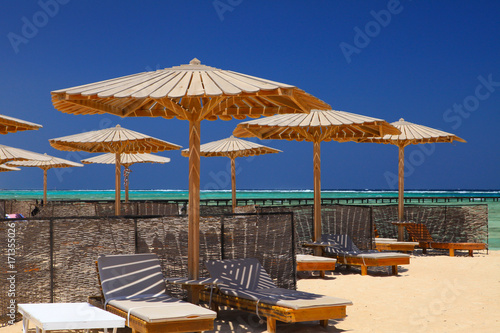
[1,0,499,191]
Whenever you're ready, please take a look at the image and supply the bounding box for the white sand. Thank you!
[3,250,499,333]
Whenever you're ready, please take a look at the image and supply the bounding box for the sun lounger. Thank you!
[321,234,410,276]
[200,258,352,333]
[296,254,337,278]
[373,238,418,253]
[404,223,486,256]
[97,253,216,333]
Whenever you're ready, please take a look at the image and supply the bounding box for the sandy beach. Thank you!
[2,250,499,333]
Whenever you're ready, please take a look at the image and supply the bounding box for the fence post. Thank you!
[290,212,297,290]
[49,218,54,303]
[220,215,225,260]
[134,217,138,254]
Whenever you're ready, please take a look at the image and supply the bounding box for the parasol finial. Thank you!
[190,58,201,65]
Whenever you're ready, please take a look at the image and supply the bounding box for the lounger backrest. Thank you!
[205,258,276,291]
[321,234,361,255]
[97,254,166,302]
[405,223,433,242]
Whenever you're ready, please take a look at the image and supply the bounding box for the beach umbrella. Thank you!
[0,114,42,134]
[81,152,171,202]
[0,165,21,172]
[50,58,329,282]
[0,144,51,165]
[49,125,181,214]
[8,154,83,204]
[181,136,281,212]
[357,118,466,223]
[234,109,401,249]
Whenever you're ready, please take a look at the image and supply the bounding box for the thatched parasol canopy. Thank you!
[81,152,171,202]
[0,144,51,165]
[0,165,20,172]
[234,109,401,248]
[49,125,181,214]
[182,136,280,212]
[50,58,329,284]
[8,154,83,203]
[0,114,42,134]
[357,118,466,225]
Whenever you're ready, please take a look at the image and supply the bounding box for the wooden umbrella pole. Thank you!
[397,144,406,241]
[115,152,121,215]
[43,169,48,205]
[313,140,322,255]
[188,120,201,283]
[125,166,129,203]
[231,157,236,213]
[125,181,129,202]
[398,145,405,221]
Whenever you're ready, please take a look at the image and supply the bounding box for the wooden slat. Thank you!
[200,291,348,324]
[199,71,223,95]
[187,71,204,96]
[206,71,241,95]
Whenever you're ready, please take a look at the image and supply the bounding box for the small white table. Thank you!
[18,302,125,333]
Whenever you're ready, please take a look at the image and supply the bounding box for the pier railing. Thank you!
[190,195,500,206]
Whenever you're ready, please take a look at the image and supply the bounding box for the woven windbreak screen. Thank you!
[260,205,373,251]
[221,213,296,290]
[0,219,51,324]
[30,201,179,217]
[52,218,136,303]
[258,205,313,255]
[136,216,222,298]
[0,212,295,326]
[321,205,373,250]
[372,204,488,243]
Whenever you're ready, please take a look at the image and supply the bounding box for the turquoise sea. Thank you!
[1,189,498,250]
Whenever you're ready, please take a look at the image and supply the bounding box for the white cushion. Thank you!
[296,254,337,263]
[109,295,216,323]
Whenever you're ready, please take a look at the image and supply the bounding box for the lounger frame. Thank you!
[199,290,347,333]
[418,241,486,256]
[296,259,336,278]
[296,261,335,277]
[104,303,214,333]
[332,255,410,276]
[375,242,416,253]
[404,223,486,256]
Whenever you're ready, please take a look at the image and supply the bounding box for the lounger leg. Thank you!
[422,248,427,254]
[267,317,277,333]
[210,301,219,313]
[320,270,325,278]
[320,319,329,328]
[392,265,398,275]
[449,249,455,257]
[361,265,368,276]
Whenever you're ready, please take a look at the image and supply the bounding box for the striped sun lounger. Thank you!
[201,258,352,333]
[97,253,216,333]
[321,234,410,276]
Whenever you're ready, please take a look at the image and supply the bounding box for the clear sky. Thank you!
[1,0,499,191]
